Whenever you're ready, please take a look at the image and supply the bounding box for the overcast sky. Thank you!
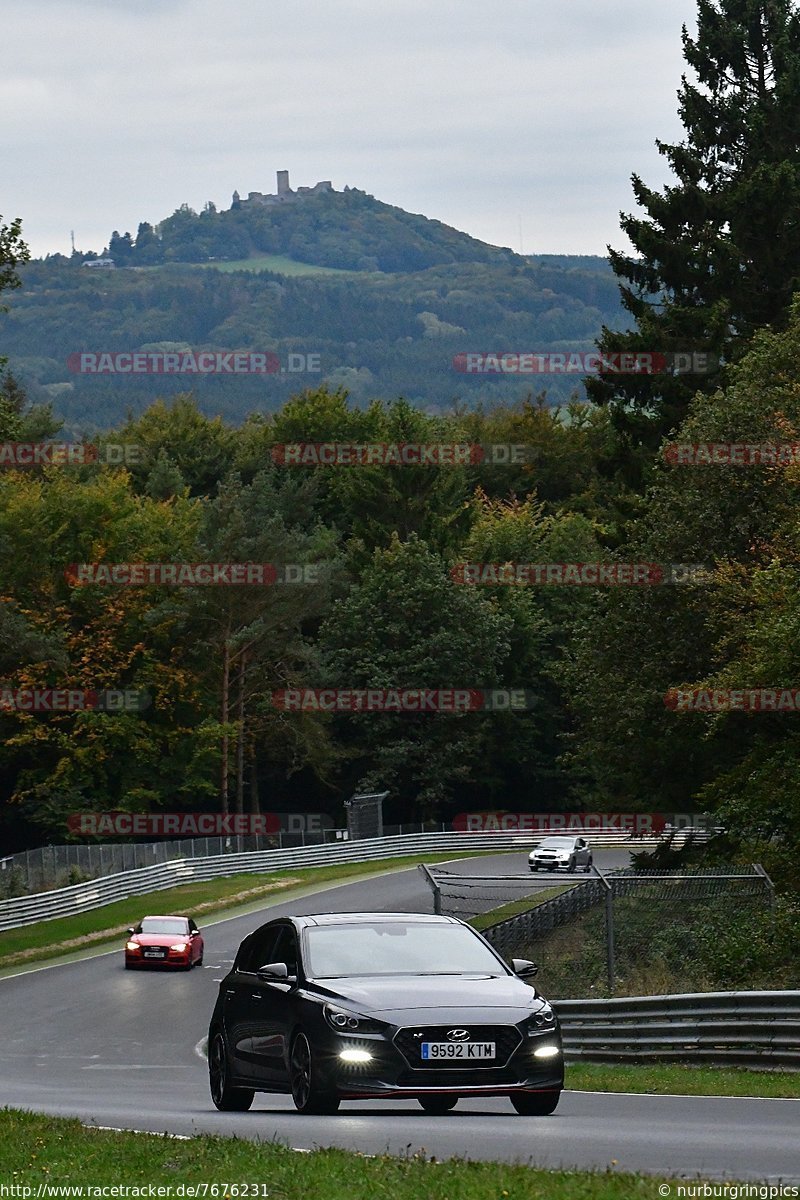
[2,0,698,259]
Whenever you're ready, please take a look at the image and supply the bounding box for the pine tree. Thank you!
[108,230,134,265]
[0,215,29,311]
[588,0,800,443]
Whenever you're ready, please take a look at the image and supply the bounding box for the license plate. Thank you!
[421,1042,495,1060]
[144,950,166,958]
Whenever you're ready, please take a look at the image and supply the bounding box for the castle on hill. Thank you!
[231,170,333,209]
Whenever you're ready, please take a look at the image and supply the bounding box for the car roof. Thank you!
[252,912,462,931]
[302,912,461,927]
[141,914,190,920]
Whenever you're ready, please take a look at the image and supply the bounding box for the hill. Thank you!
[101,186,520,273]
[0,186,626,431]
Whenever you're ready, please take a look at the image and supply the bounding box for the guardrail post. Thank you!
[753,863,776,909]
[592,865,615,994]
[417,863,442,914]
[605,884,616,993]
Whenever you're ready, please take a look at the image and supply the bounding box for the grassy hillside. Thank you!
[197,253,357,276]
[1,187,625,429]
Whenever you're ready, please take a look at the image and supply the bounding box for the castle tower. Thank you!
[231,190,241,210]
[276,170,290,196]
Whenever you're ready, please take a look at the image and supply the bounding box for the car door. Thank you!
[247,924,300,1087]
[575,838,589,866]
[222,924,282,1081]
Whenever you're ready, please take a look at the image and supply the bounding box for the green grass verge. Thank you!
[469,885,572,931]
[0,854,483,971]
[567,1061,800,1099]
[0,1109,712,1195]
[199,253,357,276]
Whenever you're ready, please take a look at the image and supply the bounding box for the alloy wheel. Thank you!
[290,1034,312,1110]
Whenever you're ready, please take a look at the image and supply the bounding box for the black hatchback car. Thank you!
[208,911,563,1115]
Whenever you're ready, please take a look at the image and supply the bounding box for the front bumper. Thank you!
[338,1078,562,1099]
[125,949,192,967]
[319,1023,564,1099]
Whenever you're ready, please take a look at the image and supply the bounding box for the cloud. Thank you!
[1,0,698,256]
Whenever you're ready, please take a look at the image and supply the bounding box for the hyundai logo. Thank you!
[447,1028,470,1041]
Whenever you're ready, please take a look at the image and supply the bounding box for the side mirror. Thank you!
[512,958,538,978]
[256,961,291,981]
[126,928,135,936]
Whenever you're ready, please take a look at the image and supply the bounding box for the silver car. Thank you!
[528,836,592,873]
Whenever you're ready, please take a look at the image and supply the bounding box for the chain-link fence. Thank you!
[421,864,775,998]
[418,864,586,920]
[0,821,442,895]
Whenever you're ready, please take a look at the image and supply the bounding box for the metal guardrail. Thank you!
[555,990,800,1067]
[1,825,710,893]
[0,830,609,930]
[0,823,442,892]
[0,827,708,932]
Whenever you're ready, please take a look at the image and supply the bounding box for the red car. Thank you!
[125,914,204,969]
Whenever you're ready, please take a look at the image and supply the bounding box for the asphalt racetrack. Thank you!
[1,850,798,1182]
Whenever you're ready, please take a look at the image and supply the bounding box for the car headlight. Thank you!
[170,942,188,952]
[526,1005,557,1035]
[324,1005,383,1034]
[126,941,139,951]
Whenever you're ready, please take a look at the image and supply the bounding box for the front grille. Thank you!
[394,1025,521,1069]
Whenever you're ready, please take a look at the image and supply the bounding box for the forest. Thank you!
[1,247,624,429]
[1,0,800,910]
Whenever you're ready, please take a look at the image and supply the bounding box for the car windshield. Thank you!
[138,918,188,935]
[305,921,506,978]
[537,838,576,849]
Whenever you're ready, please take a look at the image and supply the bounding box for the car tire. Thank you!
[585,856,593,873]
[529,864,538,872]
[567,857,576,872]
[418,1095,458,1114]
[511,1090,561,1116]
[209,1032,254,1112]
[289,1032,340,1114]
